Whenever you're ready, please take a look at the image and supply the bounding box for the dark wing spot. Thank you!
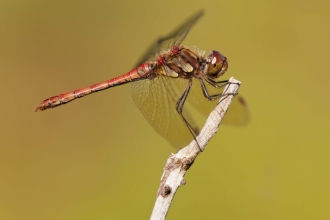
[238,96,247,106]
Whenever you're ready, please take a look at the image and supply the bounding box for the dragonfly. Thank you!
[35,11,249,149]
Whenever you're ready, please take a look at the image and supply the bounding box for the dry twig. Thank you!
[150,77,241,220]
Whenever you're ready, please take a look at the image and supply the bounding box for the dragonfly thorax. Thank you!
[157,46,208,79]
[164,47,228,81]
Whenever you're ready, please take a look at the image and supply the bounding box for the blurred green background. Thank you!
[1,0,329,219]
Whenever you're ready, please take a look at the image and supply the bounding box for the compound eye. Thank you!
[206,50,228,77]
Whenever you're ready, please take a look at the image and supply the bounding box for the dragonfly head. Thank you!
[205,50,228,78]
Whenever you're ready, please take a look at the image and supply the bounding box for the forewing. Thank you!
[222,94,250,125]
[135,10,204,67]
[182,78,250,126]
[130,76,198,148]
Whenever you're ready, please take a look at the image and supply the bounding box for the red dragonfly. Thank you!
[35,11,249,148]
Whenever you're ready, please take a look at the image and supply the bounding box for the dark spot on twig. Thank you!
[182,157,195,171]
[164,185,172,196]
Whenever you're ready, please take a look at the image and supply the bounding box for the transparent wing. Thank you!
[222,94,250,125]
[178,78,250,126]
[130,76,199,148]
[135,10,204,67]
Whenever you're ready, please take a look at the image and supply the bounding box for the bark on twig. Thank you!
[150,77,241,220]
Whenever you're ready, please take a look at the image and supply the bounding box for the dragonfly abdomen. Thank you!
[34,63,153,112]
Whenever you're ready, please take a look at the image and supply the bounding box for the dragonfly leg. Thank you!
[199,78,238,100]
[204,78,229,88]
[176,78,203,152]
